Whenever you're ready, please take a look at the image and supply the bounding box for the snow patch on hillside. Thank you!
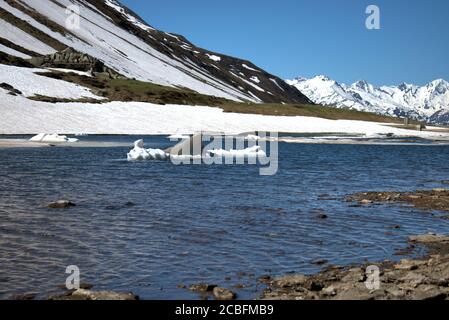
[206,54,221,62]
[0,43,31,59]
[0,18,56,55]
[0,64,101,99]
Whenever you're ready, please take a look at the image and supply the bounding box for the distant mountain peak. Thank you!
[352,80,372,92]
[288,75,449,124]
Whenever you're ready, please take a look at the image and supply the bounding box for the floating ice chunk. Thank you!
[29,133,79,143]
[127,139,168,161]
[207,146,266,158]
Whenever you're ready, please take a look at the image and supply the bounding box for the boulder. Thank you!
[212,287,236,300]
[48,200,76,209]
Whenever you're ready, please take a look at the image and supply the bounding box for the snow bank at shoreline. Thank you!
[29,133,79,143]
[1,91,449,141]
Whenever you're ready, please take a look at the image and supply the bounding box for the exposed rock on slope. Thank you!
[30,47,122,79]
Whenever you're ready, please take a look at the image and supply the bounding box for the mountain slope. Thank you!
[287,76,449,124]
[0,0,310,104]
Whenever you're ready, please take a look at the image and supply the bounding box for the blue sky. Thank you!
[121,0,449,86]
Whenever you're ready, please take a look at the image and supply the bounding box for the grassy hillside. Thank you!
[36,70,407,124]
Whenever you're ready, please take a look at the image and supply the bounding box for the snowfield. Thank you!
[0,43,31,59]
[0,64,102,100]
[0,18,56,56]
[1,89,449,140]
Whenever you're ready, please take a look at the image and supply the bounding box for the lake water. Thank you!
[1,135,449,299]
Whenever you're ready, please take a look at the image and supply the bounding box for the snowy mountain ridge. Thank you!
[287,76,449,124]
[0,0,309,104]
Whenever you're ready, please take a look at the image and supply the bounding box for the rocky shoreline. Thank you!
[263,188,449,300]
[346,188,449,214]
[263,234,449,300]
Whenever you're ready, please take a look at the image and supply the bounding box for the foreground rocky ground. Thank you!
[263,234,449,300]
[264,188,449,300]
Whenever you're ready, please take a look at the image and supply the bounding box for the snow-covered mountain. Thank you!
[287,76,449,124]
[0,0,309,104]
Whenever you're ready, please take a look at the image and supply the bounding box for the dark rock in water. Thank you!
[106,202,136,210]
[213,287,236,300]
[258,275,272,283]
[312,259,328,266]
[188,283,217,293]
[9,293,36,300]
[316,213,328,219]
[48,200,76,209]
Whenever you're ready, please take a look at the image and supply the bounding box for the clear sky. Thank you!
[120,0,449,86]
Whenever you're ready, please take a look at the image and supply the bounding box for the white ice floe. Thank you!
[127,139,168,161]
[29,133,79,143]
[207,146,266,158]
[127,139,267,162]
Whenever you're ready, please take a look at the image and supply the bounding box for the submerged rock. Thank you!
[188,283,217,293]
[47,200,76,209]
[9,293,36,300]
[213,287,237,300]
